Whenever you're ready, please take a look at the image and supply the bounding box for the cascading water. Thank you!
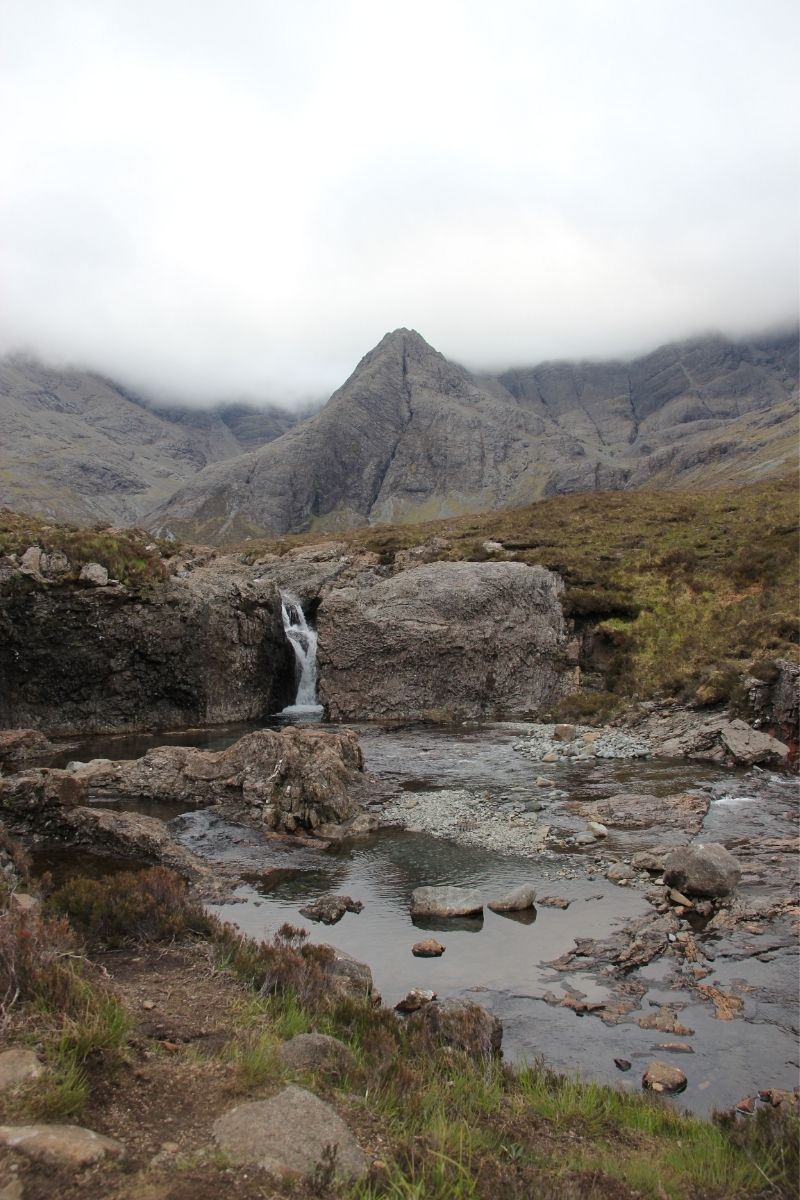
[280,591,323,715]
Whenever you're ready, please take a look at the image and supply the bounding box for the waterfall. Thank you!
[280,591,323,713]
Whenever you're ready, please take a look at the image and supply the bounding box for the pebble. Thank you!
[411,939,445,958]
[514,723,650,763]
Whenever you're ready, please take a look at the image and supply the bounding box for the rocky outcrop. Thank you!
[663,844,742,898]
[0,768,211,881]
[0,560,295,735]
[632,706,790,768]
[68,727,365,834]
[318,561,577,720]
[743,660,799,757]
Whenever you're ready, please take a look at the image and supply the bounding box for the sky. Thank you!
[1,0,797,405]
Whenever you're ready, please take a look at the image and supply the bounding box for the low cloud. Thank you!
[1,0,796,405]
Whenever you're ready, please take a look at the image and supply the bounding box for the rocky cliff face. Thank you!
[150,328,799,542]
[0,560,295,735]
[0,356,300,526]
[317,560,578,720]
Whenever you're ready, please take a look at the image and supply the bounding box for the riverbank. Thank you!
[0,859,796,1200]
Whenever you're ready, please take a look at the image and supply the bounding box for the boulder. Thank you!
[318,561,577,720]
[78,562,109,587]
[276,1033,355,1075]
[718,720,789,768]
[0,1123,123,1167]
[642,1062,687,1094]
[320,948,375,1001]
[213,1086,367,1180]
[409,999,503,1057]
[410,886,483,918]
[0,1049,44,1092]
[411,939,445,957]
[487,885,536,913]
[663,843,741,898]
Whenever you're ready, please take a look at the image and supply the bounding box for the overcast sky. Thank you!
[1,0,797,405]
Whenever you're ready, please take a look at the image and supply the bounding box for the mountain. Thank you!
[0,356,302,525]
[147,328,799,543]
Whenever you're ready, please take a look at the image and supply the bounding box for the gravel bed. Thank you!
[512,722,651,763]
[380,788,551,857]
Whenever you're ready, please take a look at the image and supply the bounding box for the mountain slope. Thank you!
[149,328,799,543]
[0,357,300,525]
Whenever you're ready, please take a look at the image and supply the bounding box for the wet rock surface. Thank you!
[68,726,366,834]
[318,561,576,721]
[663,843,742,897]
[410,886,483,918]
[299,893,364,924]
[0,559,295,735]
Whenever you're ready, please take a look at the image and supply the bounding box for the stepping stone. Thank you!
[487,884,536,913]
[0,1124,123,1167]
[213,1086,367,1180]
[410,886,483,918]
[642,1062,687,1094]
[411,939,445,957]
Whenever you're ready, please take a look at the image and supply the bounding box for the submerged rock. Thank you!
[663,843,742,898]
[213,1086,367,1180]
[410,886,483,918]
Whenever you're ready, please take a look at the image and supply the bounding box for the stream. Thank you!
[38,718,799,1116]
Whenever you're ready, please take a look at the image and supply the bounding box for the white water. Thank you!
[280,592,323,714]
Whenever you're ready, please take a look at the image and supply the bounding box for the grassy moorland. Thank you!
[0,508,170,589]
[243,474,799,714]
[0,863,796,1200]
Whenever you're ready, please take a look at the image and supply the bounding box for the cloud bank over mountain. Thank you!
[1,0,797,403]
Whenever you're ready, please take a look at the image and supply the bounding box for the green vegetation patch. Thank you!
[0,506,175,590]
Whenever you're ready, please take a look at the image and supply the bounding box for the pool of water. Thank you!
[40,718,800,1114]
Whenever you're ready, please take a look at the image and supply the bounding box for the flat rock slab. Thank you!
[276,1033,355,1075]
[0,1049,43,1092]
[213,1086,367,1181]
[411,886,483,918]
[0,1123,123,1167]
[487,884,536,913]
